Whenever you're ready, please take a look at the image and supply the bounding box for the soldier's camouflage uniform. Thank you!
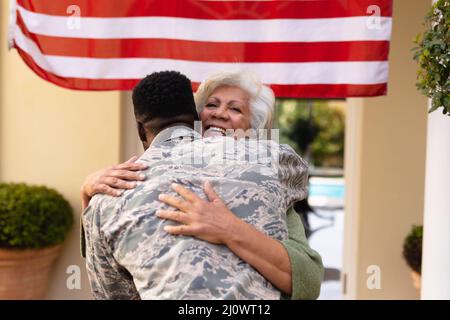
[82,126,309,299]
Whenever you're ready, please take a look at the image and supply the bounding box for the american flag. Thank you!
[9,0,393,98]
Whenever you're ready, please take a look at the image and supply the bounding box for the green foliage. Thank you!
[413,0,450,115]
[0,183,74,249]
[402,225,423,274]
[286,118,320,153]
[277,99,345,168]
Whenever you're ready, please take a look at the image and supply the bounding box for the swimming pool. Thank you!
[308,177,345,207]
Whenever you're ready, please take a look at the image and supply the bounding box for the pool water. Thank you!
[308,177,345,207]
[309,183,345,198]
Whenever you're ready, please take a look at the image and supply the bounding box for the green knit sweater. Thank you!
[280,209,324,300]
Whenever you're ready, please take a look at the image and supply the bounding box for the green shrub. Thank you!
[413,0,449,115]
[0,183,74,249]
[402,225,423,274]
[277,99,345,168]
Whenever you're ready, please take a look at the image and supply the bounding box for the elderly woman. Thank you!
[81,70,323,300]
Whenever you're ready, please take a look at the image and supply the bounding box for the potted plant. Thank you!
[412,0,449,115]
[0,183,73,299]
[402,225,423,291]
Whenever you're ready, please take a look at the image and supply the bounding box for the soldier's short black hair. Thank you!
[132,71,199,125]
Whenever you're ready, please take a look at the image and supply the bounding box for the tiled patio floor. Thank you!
[308,207,344,300]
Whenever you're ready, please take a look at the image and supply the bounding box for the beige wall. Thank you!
[0,1,122,299]
[343,0,429,299]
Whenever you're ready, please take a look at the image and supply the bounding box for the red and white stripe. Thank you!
[9,0,393,98]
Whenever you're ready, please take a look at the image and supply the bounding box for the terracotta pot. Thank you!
[0,245,61,300]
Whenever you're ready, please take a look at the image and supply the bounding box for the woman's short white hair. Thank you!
[194,70,275,129]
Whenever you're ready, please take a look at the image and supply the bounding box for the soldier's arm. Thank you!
[83,201,140,299]
[277,144,309,208]
[280,208,324,300]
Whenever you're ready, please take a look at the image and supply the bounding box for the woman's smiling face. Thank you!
[200,86,251,135]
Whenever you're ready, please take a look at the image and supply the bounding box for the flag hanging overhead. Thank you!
[9,0,393,98]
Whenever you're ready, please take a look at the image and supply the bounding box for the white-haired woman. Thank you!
[196,70,275,133]
[81,70,323,300]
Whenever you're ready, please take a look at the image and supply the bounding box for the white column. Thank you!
[421,105,450,299]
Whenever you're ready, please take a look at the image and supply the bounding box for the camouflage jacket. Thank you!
[82,126,309,299]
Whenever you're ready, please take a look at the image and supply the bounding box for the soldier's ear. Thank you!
[137,122,149,150]
[137,122,147,143]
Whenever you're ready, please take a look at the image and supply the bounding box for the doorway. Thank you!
[276,98,346,299]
